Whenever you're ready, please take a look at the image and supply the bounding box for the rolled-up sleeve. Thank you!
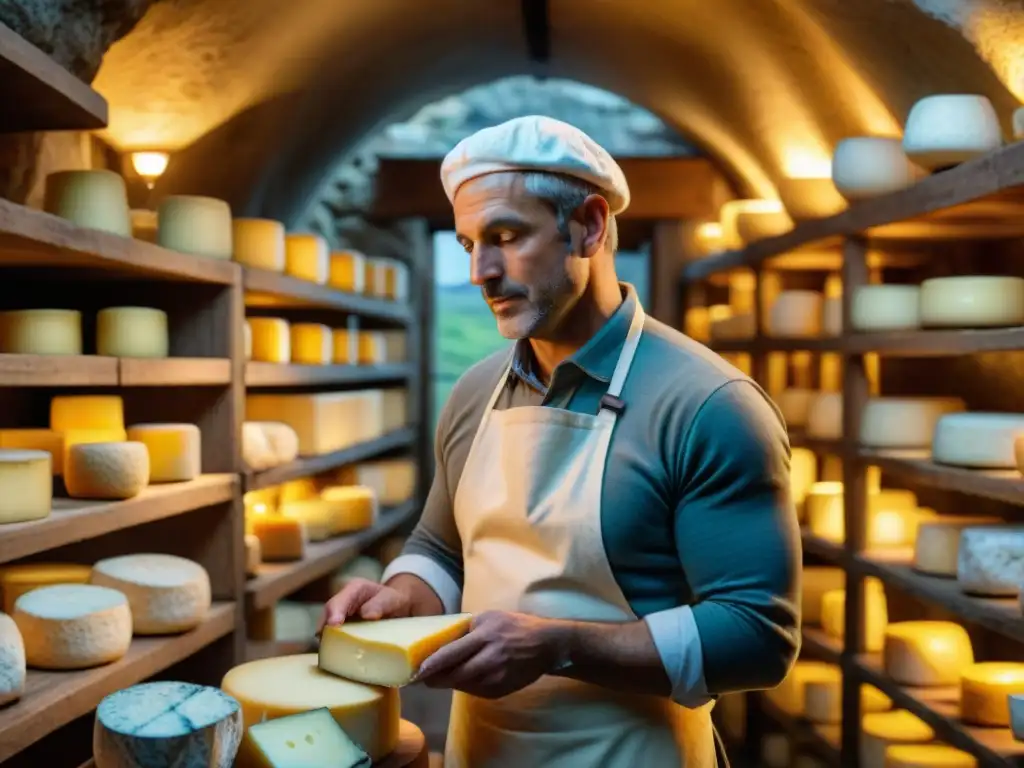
[669,379,801,695]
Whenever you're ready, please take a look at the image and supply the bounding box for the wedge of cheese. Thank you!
[319,613,473,687]
[245,707,371,768]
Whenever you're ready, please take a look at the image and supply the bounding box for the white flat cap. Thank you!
[440,115,631,214]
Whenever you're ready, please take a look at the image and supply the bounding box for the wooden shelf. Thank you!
[0,22,107,132]
[759,696,841,767]
[0,199,238,284]
[118,357,232,386]
[0,354,118,386]
[0,474,237,565]
[801,626,842,663]
[789,433,843,456]
[246,501,418,610]
[245,428,417,491]
[0,602,235,763]
[706,329,1024,358]
[243,268,412,324]
[852,653,1024,767]
[710,338,840,354]
[245,362,412,388]
[859,448,1024,506]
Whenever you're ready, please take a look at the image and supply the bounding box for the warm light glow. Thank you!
[782,147,833,179]
[694,221,724,255]
[721,199,785,215]
[251,503,268,516]
[131,151,169,181]
[708,304,733,323]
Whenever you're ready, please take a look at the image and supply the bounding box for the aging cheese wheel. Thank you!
[859,397,966,449]
[861,710,934,767]
[332,328,357,364]
[245,707,370,768]
[957,526,1024,597]
[883,621,974,686]
[960,662,1024,727]
[246,391,385,455]
[252,516,307,561]
[822,297,842,337]
[97,307,170,358]
[157,196,233,259]
[0,563,91,614]
[720,200,792,248]
[44,169,131,236]
[318,613,473,687]
[851,285,921,331]
[247,318,290,364]
[51,394,125,432]
[831,137,926,200]
[14,584,132,669]
[801,566,845,625]
[0,429,64,475]
[358,331,386,365]
[766,291,823,338]
[806,485,919,546]
[709,312,755,342]
[0,449,52,524]
[320,485,378,534]
[919,276,1024,328]
[329,251,367,293]
[336,459,417,506]
[279,478,320,504]
[221,653,401,763]
[90,554,211,635]
[803,680,890,724]
[241,421,299,471]
[279,501,333,541]
[127,423,201,482]
[902,94,1002,170]
[290,323,332,365]
[232,219,286,271]
[0,309,82,355]
[806,392,842,440]
[284,234,329,284]
[776,389,815,429]
[820,578,888,652]
[777,177,846,221]
[913,516,1003,577]
[764,661,839,715]
[94,682,242,768]
[884,744,976,768]
[65,442,149,500]
[0,613,25,706]
[932,412,1024,468]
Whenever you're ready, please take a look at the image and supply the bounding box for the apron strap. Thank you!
[599,301,646,416]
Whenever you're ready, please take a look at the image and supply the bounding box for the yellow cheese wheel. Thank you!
[96,307,169,358]
[279,501,333,541]
[0,563,91,614]
[252,516,307,561]
[883,621,974,686]
[332,328,356,365]
[0,450,52,524]
[285,234,329,284]
[279,478,320,504]
[0,309,82,355]
[358,331,386,365]
[764,660,839,715]
[328,251,366,293]
[861,710,934,767]
[959,662,1024,726]
[319,485,378,534]
[884,744,977,768]
[126,423,201,483]
[0,429,65,475]
[50,395,124,432]
[290,324,332,365]
[801,566,845,625]
[803,681,890,724]
[64,442,149,500]
[232,219,286,271]
[820,578,888,652]
[247,318,290,364]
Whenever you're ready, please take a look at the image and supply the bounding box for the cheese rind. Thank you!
[764,661,839,715]
[820,578,888,652]
[97,307,170,358]
[14,584,132,669]
[920,275,1024,328]
[806,392,842,440]
[51,395,124,432]
[0,563,92,614]
[279,501,333,542]
[247,318,291,364]
[957,526,1024,597]
[0,613,25,706]
[252,516,307,561]
[860,710,934,767]
[0,309,82,355]
[851,285,921,331]
[766,290,823,338]
[246,707,371,768]
[0,449,52,524]
[319,485,378,534]
[319,613,473,687]
[328,251,367,293]
[776,389,815,429]
[246,391,385,455]
[0,428,65,474]
[932,412,1024,469]
[90,554,211,635]
[44,170,132,235]
[65,441,149,500]
[335,459,416,506]
[157,196,233,259]
[285,234,329,284]
[959,662,1024,727]
[914,516,1003,577]
[859,397,965,449]
[883,621,974,686]
[127,423,201,483]
[290,324,332,365]
[884,744,977,768]
[221,653,400,763]
[242,421,299,471]
[233,219,286,271]
[903,94,1002,170]
[803,681,890,724]
[832,137,926,200]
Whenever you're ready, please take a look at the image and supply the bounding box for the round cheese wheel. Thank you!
[1010,694,1024,741]
[913,516,1003,577]
[803,680,890,724]
[806,392,842,440]
[279,501,332,541]
[884,744,976,768]
[933,412,1024,468]
[807,485,918,545]
[0,449,52,524]
[764,660,838,715]
[90,553,211,635]
[320,485,379,534]
[960,662,1024,727]
[247,318,290,364]
[820,578,888,652]
[97,307,170,358]
[51,394,125,432]
[902,94,1002,170]
[709,312,755,342]
[957,526,1024,597]
[0,309,82,355]
[43,170,131,236]
[777,389,815,429]
[801,566,845,625]
[859,397,966,449]
[883,621,974,686]
[777,177,846,221]
[822,297,842,337]
[285,234,329,284]
[0,613,25,706]
[221,654,401,763]
[919,276,1024,328]
[65,442,149,500]
[328,251,367,293]
[14,584,131,669]
[232,219,286,271]
[861,710,934,767]
[290,323,332,365]
[723,201,793,247]
[851,285,921,331]
[126,423,201,483]
[832,137,926,200]
[766,291,823,338]
[157,196,233,259]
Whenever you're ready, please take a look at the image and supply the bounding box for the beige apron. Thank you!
[444,302,716,768]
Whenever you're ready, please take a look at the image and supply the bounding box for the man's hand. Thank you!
[317,578,413,633]
[414,611,563,698]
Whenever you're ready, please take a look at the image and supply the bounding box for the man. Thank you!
[321,115,801,767]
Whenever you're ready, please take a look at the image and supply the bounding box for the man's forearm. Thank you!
[385,573,445,616]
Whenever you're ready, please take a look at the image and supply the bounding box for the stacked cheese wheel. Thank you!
[804,481,928,547]
[0,305,170,358]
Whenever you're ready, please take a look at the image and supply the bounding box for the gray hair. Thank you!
[520,172,619,254]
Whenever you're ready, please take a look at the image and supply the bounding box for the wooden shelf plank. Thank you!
[0,23,107,132]
[790,433,844,456]
[245,428,416,491]
[245,362,412,388]
[0,602,235,763]
[0,474,237,565]
[854,550,1024,643]
[118,357,231,386]
[243,268,412,324]
[0,199,238,284]
[246,502,418,610]
[852,654,1024,766]
[710,338,841,354]
[859,448,1024,506]
[0,353,118,386]
[846,327,1024,356]
[801,626,842,663]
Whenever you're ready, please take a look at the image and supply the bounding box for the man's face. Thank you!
[453,173,587,340]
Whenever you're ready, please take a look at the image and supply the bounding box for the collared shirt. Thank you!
[383,284,801,704]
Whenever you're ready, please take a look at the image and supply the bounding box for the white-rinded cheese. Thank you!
[933,412,1024,468]
[319,614,473,687]
[221,653,401,762]
[247,391,384,455]
[790,448,817,519]
[358,331,386,365]
[806,392,842,440]
[245,707,370,768]
[777,389,815,429]
[330,556,385,595]
[708,312,755,342]
[1010,694,1024,741]
[65,441,149,500]
[247,318,291,364]
[0,309,82,355]
[43,169,131,236]
[97,307,170,358]
[820,578,888,652]
[328,251,367,293]
[14,584,131,669]
[241,421,299,471]
[157,196,233,259]
[957,526,1024,596]
[766,291,823,338]
[859,397,966,448]
[822,297,842,336]
[94,681,243,768]
[252,516,307,561]
[861,710,934,767]
[902,94,1002,170]
[0,449,52,524]
[884,744,976,768]
[831,137,926,200]
[245,534,262,576]
[51,394,124,432]
[319,485,378,534]
[232,219,286,271]
[279,501,332,541]
[290,323,332,365]
[851,285,921,331]
[0,429,64,475]
[803,681,890,724]
[914,516,1003,576]
[720,200,793,248]
[285,234,329,284]
[126,423,201,483]
[0,563,92,613]
[920,276,1024,328]
[761,733,790,768]
[801,566,845,625]
[884,621,974,686]
[777,177,846,221]
[0,613,25,706]
[90,554,211,635]
[63,428,128,472]
[764,661,839,715]
[959,662,1024,727]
